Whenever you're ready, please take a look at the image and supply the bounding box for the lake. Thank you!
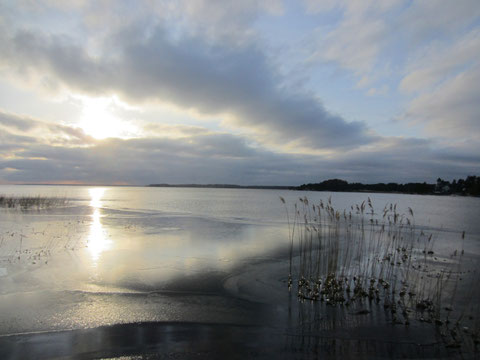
[0,185,479,359]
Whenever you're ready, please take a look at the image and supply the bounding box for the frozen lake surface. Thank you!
[0,185,479,359]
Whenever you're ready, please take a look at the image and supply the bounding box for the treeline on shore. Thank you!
[148,176,479,196]
[298,176,480,196]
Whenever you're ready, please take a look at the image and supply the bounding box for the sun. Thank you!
[79,96,136,140]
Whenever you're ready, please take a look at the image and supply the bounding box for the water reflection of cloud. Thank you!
[87,188,111,263]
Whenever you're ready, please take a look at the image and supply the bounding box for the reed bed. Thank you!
[0,195,70,265]
[281,196,479,351]
[0,195,68,210]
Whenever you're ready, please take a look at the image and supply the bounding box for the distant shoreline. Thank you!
[146,183,477,196]
[14,183,140,187]
[147,183,295,190]
[6,178,478,197]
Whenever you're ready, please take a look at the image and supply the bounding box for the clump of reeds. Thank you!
[282,196,478,351]
[0,195,68,210]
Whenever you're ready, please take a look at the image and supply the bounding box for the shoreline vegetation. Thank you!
[0,195,68,209]
[280,195,480,352]
[148,175,480,196]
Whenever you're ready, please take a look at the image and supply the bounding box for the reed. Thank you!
[283,197,478,351]
[0,195,68,210]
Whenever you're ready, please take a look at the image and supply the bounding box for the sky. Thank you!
[0,0,479,186]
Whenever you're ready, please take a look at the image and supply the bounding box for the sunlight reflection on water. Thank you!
[88,188,111,263]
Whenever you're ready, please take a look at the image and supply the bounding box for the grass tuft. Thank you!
[0,195,68,210]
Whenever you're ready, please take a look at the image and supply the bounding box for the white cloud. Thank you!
[367,85,389,97]
[398,25,480,139]
[306,0,401,82]
[400,28,480,93]
[304,0,480,140]
[399,0,480,42]
[161,0,284,45]
[306,0,480,89]
[406,64,480,137]
[11,0,284,48]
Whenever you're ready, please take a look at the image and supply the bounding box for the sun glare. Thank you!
[79,96,136,140]
[87,188,111,263]
[89,187,105,208]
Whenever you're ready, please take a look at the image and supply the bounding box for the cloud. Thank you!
[1,1,479,185]
[0,128,306,185]
[142,123,211,138]
[0,22,376,151]
[0,110,95,146]
[305,0,480,77]
[3,134,476,185]
[159,0,284,45]
[399,0,480,42]
[304,0,480,140]
[0,111,37,131]
[3,0,284,53]
[367,85,389,97]
[322,137,480,183]
[0,110,477,185]
[400,28,480,93]
[305,0,401,81]
[397,26,480,139]
[405,64,480,138]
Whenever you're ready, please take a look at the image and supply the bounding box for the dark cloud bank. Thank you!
[1,111,478,185]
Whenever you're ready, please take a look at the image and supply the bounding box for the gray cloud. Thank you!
[0,110,95,146]
[1,23,376,151]
[0,111,477,185]
[0,111,37,131]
